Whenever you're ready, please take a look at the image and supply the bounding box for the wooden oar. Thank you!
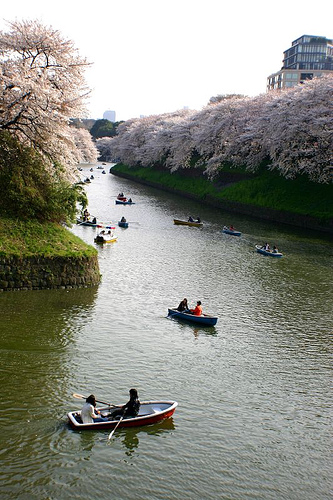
[72,393,115,407]
[108,415,124,440]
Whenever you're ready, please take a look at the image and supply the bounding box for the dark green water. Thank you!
[0,164,332,500]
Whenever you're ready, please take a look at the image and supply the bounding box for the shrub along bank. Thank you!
[111,163,333,233]
[0,218,100,291]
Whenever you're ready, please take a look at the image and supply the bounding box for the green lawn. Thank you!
[217,171,333,220]
[0,218,97,258]
[112,164,333,222]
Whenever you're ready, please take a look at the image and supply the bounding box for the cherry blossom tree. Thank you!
[258,75,333,182]
[98,75,332,183]
[0,19,93,174]
[71,128,98,164]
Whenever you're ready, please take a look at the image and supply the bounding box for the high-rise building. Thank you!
[267,35,333,91]
[103,110,116,122]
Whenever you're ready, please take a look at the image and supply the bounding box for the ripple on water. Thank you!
[0,165,332,500]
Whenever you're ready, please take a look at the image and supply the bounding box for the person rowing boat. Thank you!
[190,300,203,316]
[109,389,140,419]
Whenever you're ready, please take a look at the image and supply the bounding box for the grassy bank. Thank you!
[112,164,333,222]
[0,218,97,258]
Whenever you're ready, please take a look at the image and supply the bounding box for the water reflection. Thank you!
[167,315,218,338]
[0,286,99,454]
[1,163,332,500]
[119,418,176,457]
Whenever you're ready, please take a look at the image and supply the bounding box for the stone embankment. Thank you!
[0,254,100,292]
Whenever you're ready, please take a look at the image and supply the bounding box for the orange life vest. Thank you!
[192,305,203,316]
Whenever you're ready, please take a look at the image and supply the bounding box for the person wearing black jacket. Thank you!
[177,298,189,312]
[110,389,140,419]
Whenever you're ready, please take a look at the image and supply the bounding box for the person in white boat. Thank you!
[81,395,108,423]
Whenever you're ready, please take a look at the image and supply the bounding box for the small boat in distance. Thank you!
[118,220,129,228]
[173,219,203,228]
[67,400,178,431]
[222,226,241,236]
[115,199,135,205]
[255,245,283,257]
[168,308,218,326]
[94,229,117,244]
[77,219,100,227]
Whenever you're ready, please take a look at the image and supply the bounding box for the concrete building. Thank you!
[103,110,116,122]
[267,35,333,91]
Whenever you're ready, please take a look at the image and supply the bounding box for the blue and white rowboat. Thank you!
[222,227,241,236]
[168,308,218,326]
[255,245,283,257]
[115,199,135,205]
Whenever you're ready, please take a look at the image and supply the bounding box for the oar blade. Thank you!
[107,416,124,441]
[72,393,85,400]
[108,429,115,440]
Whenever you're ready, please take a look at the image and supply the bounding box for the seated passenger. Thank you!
[109,389,140,420]
[272,246,279,253]
[190,300,203,316]
[121,216,126,223]
[83,209,90,221]
[188,216,194,222]
[177,298,189,312]
[81,395,108,423]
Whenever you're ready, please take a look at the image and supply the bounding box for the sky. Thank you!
[1,0,332,121]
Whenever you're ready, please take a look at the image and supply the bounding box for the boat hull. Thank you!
[255,245,283,257]
[94,235,118,243]
[67,401,178,431]
[173,219,203,228]
[168,308,218,326]
[115,200,135,205]
[222,228,241,236]
[118,221,129,228]
[77,219,100,227]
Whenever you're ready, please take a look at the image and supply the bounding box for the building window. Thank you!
[285,73,298,80]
